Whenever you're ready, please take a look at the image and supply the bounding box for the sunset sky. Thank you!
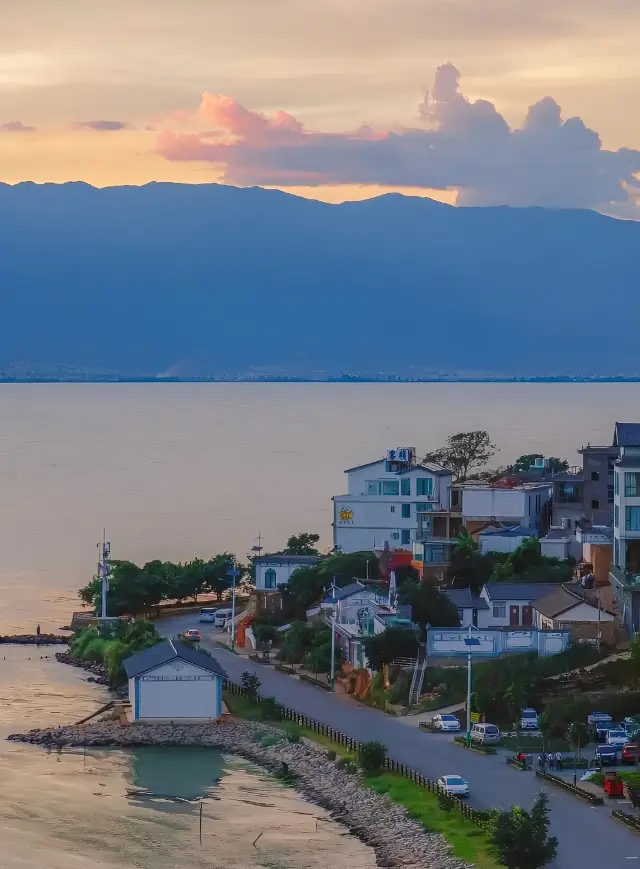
[2,0,639,215]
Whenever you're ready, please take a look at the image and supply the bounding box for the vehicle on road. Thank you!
[621,742,640,764]
[437,775,469,797]
[520,708,539,730]
[199,607,217,623]
[594,745,619,766]
[470,723,501,745]
[606,728,630,748]
[432,714,461,732]
[595,721,614,742]
[214,608,233,628]
[182,629,201,643]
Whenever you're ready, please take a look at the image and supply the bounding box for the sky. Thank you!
[1,0,640,215]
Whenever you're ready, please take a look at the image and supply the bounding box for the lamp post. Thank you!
[329,578,338,692]
[464,625,481,745]
[227,559,241,652]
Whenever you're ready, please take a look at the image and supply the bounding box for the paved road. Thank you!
[164,616,640,868]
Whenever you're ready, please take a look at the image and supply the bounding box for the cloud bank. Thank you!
[156,64,640,214]
[0,121,37,133]
[75,120,130,131]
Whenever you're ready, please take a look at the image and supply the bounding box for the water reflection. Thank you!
[127,746,227,803]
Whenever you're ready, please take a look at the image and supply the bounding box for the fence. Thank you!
[224,680,486,826]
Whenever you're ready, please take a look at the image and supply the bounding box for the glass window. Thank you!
[391,532,400,540]
[390,506,395,513]
[493,604,506,619]
[366,480,380,495]
[615,505,619,527]
[425,545,446,562]
[264,568,277,589]
[416,502,435,512]
[591,471,600,481]
[401,529,411,545]
[382,480,400,496]
[401,478,411,496]
[626,506,640,531]
[401,503,411,519]
[625,473,640,497]
[615,471,619,496]
[591,499,600,510]
[608,484,615,504]
[556,482,582,503]
[416,477,433,497]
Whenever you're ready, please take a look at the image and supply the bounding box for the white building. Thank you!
[480,582,560,628]
[613,432,640,575]
[453,482,551,533]
[332,448,454,557]
[533,585,615,631]
[478,525,534,554]
[123,639,227,722]
[443,588,491,628]
[254,554,322,591]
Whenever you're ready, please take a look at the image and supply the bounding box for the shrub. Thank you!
[437,790,457,812]
[326,749,337,761]
[241,671,262,699]
[260,697,283,721]
[260,735,282,748]
[335,758,358,774]
[358,740,387,775]
[286,727,301,743]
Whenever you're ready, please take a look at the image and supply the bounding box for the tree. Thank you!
[398,582,460,635]
[279,567,327,620]
[362,627,418,671]
[279,620,312,664]
[283,533,321,556]
[504,680,527,725]
[490,792,557,869]
[509,454,569,474]
[302,622,344,677]
[318,551,378,585]
[566,721,590,759]
[423,431,497,482]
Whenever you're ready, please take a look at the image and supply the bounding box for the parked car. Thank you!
[520,708,539,730]
[432,714,461,732]
[588,712,613,725]
[595,722,614,743]
[182,629,202,643]
[214,608,233,628]
[595,745,619,767]
[622,743,640,765]
[606,729,630,748]
[437,775,469,797]
[199,607,217,623]
[470,723,501,745]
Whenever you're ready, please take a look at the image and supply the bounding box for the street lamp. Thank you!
[464,625,481,745]
[227,559,241,652]
[327,578,338,692]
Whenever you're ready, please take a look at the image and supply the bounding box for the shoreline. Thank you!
[8,716,467,869]
[0,634,69,645]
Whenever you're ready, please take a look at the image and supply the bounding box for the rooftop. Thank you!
[614,422,640,448]
[444,588,489,610]
[479,525,535,538]
[344,458,449,475]
[483,582,562,602]
[122,639,228,680]
[254,554,322,565]
[534,584,615,619]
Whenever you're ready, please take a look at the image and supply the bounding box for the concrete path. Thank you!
[162,615,640,869]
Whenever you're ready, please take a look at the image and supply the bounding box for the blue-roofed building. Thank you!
[123,639,227,722]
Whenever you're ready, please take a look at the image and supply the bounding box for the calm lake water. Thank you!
[0,646,375,869]
[0,381,639,633]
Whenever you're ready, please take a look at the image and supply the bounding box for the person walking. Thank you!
[556,751,563,772]
[547,752,554,771]
[539,753,546,772]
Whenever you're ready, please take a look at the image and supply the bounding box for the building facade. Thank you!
[254,555,322,591]
[452,482,551,534]
[480,583,560,628]
[332,450,457,565]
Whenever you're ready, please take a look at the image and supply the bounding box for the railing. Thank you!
[224,680,486,827]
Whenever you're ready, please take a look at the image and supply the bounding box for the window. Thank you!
[615,538,620,567]
[391,532,400,540]
[416,502,435,512]
[416,477,433,498]
[615,505,619,527]
[492,604,506,619]
[556,482,582,503]
[425,545,446,562]
[608,484,615,504]
[401,503,411,519]
[264,568,277,589]
[615,471,619,496]
[382,480,400,495]
[625,472,640,497]
[390,506,395,513]
[591,499,600,510]
[608,458,616,474]
[626,506,640,531]
[591,471,600,481]
[401,478,411,496]
[401,529,411,545]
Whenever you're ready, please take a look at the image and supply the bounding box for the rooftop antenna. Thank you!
[250,532,263,555]
[98,530,111,622]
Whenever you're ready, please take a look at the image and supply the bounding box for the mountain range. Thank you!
[0,182,638,376]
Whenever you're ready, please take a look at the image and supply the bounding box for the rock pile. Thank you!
[8,716,468,869]
[0,634,69,645]
[55,651,109,685]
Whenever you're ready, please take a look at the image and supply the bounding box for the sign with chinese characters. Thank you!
[338,506,354,523]
[386,448,413,463]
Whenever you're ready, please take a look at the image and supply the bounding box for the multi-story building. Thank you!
[611,424,640,637]
[332,449,458,571]
[578,444,618,526]
[450,481,551,536]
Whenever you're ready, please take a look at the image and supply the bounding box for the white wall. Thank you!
[132,660,221,721]
[462,486,549,529]
[540,538,569,560]
[255,560,316,590]
[480,534,529,554]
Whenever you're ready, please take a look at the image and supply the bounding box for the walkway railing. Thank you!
[224,680,486,826]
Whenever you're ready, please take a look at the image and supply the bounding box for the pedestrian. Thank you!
[556,751,563,772]
[36,624,41,638]
[547,752,554,771]
[539,753,545,772]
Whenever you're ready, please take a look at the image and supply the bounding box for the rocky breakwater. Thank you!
[55,651,109,686]
[0,634,69,645]
[9,717,468,869]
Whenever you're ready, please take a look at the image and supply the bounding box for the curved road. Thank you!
[164,616,640,868]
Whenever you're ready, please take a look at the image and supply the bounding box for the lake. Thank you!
[0,381,637,633]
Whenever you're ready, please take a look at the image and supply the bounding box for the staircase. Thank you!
[409,644,427,708]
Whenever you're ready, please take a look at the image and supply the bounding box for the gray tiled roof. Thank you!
[254,555,322,565]
[123,639,227,679]
[444,588,490,610]
[614,422,640,447]
[479,525,534,538]
[325,581,368,601]
[483,582,561,602]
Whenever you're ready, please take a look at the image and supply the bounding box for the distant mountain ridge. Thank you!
[0,182,637,375]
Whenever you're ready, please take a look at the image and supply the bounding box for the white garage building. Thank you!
[123,639,227,722]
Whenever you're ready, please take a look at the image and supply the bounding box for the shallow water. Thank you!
[0,648,375,868]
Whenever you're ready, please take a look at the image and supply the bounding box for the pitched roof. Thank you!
[444,588,489,610]
[324,581,370,602]
[344,458,449,475]
[123,639,228,679]
[533,586,585,619]
[479,525,534,538]
[614,422,640,448]
[483,582,561,602]
[254,554,322,565]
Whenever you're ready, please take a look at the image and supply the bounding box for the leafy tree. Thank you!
[566,721,590,759]
[362,627,418,671]
[504,680,527,724]
[489,792,557,869]
[253,622,278,644]
[279,620,312,664]
[318,551,378,584]
[241,671,262,699]
[423,430,497,481]
[302,622,345,677]
[448,530,506,591]
[398,581,460,635]
[358,741,387,774]
[283,533,321,556]
[508,454,569,474]
[279,567,327,620]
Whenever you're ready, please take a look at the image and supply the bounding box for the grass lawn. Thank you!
[500,734,572,753]
[224,691,500,868]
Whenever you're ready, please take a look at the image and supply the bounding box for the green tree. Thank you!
[318,551,378,585]
[279,620,312,664]
[509,454,569,474]
[566,721,590,759]
[279,567,327,620]
[302,622,345,677]
[362,627,418,672]
[423,430,497,481]
[504,680,527,725]
[398,581,460,635]
[283,533,321,556]
[490,792,557,869]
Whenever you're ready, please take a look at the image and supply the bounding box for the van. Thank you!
[470,723,501,745]
[520,708,539,730]
[214,608,233,628]
[199,607,216,623]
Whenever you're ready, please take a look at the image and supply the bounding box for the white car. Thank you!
[432,714,461,732]
[606,729,630,747]
[437,775,469,798]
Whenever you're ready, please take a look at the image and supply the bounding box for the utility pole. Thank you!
[464,625,480,745]
[330,577,338,692]
[227,559,241,652]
